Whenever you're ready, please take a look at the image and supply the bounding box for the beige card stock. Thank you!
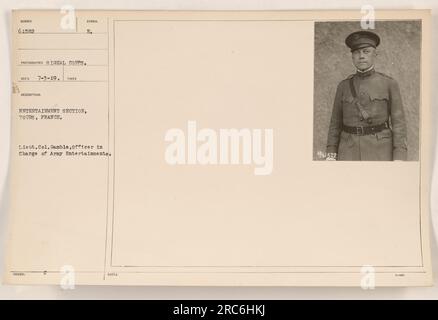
[4,10,433,286]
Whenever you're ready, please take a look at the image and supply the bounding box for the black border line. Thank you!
[104,18,425,275]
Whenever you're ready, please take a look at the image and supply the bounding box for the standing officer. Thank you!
[326,30,408,161]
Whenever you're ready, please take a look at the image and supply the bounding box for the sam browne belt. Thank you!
[342,120,390,136]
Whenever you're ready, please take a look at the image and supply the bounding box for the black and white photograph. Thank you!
[313,21,421,161]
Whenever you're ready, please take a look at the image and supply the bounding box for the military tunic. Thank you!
[326,68,408,161]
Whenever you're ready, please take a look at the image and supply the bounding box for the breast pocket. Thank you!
[368,88,389,102]
[365,87,390,119]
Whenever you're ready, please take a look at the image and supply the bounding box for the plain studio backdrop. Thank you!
[313,20,421,161]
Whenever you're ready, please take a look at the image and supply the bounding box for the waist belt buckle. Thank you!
[356,126,364,135]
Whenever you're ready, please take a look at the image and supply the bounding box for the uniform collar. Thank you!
[356,66,375,78]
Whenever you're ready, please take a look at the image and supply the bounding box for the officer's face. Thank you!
[352,46,376,71]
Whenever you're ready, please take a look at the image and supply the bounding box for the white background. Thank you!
[1,0,437,299]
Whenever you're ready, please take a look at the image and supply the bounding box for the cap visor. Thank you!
[351,44,375,52]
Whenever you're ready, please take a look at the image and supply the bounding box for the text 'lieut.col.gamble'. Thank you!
[164,121,274,175]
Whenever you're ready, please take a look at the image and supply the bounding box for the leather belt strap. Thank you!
[342,121,390,136]
[349,77,372,124]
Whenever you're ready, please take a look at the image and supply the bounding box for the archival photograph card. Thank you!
[3,9,432,286]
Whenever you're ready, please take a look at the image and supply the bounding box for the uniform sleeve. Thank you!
[389,79,408,161]
[326,81,343,154]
